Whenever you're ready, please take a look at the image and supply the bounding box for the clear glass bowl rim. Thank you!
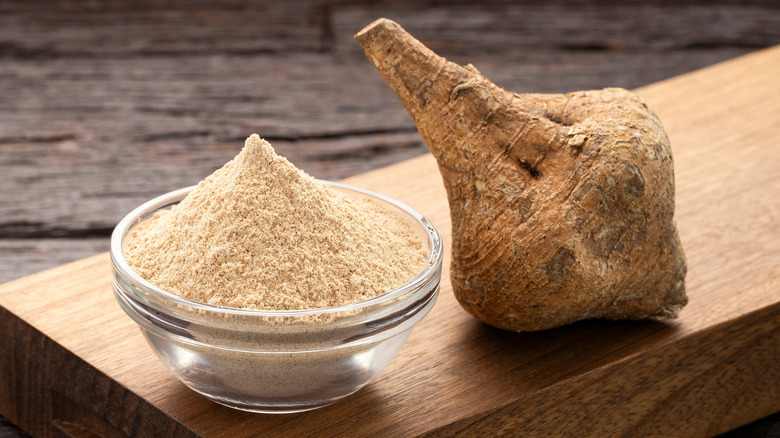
[110,180,443,319]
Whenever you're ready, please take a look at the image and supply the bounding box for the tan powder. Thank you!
[125,134,427,310]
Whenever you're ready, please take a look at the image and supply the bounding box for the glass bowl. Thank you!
[110,181,442,414]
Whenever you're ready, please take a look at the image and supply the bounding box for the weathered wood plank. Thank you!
[332,1,780,55]
[0,0,329,57]
[0,239,108,285]
[0,128,427,237]
[0,49,755,237]
[3,0,778,241]
[1,0,777,58]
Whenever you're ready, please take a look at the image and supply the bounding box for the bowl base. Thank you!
[192,387,357,414]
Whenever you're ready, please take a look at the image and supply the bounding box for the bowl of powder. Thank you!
[110,135,443,413]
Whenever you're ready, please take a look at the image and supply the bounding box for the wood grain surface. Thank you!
[2,1,780,436]
[3,0,779,240]
[1,43,780,436]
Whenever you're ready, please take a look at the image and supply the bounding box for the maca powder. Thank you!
[125,134,427,310]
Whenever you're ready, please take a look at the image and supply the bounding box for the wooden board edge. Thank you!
[0,304,196,438]
[422,301,780,437]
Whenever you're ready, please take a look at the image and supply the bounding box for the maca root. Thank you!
[356,18,687,331]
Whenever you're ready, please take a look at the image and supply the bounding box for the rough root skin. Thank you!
[356,18,688,331]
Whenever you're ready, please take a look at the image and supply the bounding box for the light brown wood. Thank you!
[1,46,779,437]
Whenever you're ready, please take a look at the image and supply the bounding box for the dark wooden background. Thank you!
[1,1,779,436]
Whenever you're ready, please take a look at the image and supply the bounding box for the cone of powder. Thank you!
[125,134,427,310]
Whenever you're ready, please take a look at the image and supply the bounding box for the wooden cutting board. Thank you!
[1,46,779,438]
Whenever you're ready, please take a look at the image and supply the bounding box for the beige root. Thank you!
[355,18,687,331]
